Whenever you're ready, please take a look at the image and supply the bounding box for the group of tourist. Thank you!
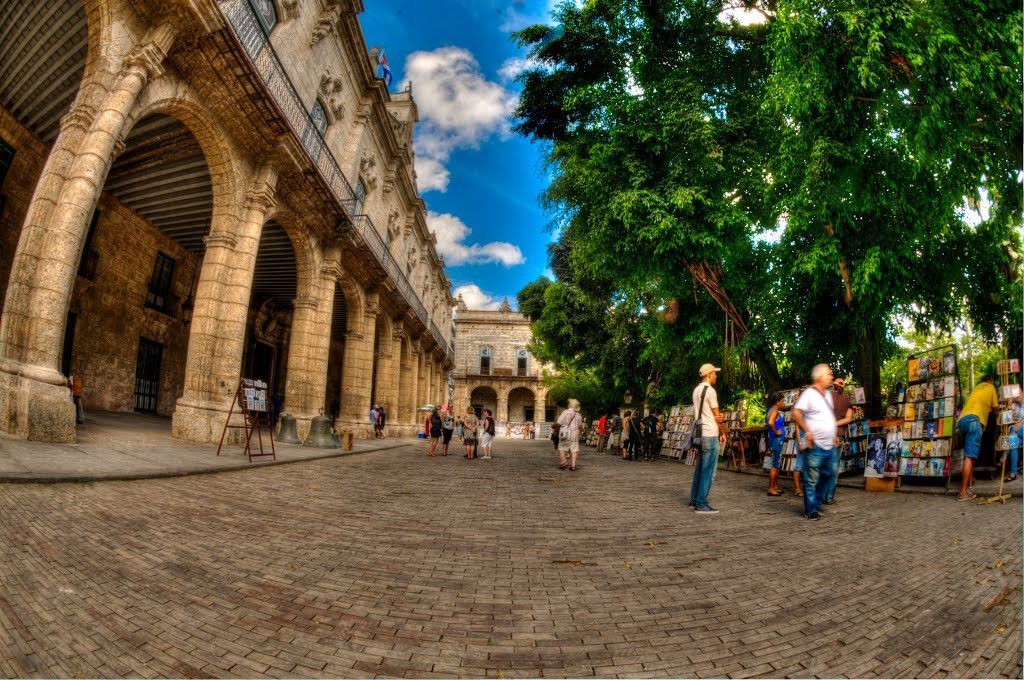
[368,405,387,438]
[424,402,495,460]
[593,409,663,461]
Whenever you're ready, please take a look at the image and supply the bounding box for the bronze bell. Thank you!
[304,413,338,448]
[276,413,302,444]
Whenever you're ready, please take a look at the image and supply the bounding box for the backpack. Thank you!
[683,386,709,451]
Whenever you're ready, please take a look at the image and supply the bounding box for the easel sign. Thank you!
[216,378,277,462]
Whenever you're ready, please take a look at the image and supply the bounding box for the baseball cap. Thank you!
[699,363,721,377]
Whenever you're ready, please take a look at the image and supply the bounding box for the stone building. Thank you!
[0,0,455,442]
[451,298,560,437]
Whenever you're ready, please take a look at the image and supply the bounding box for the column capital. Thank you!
[203,232,237,250]
[244,184,277,214]
[292,296,319,311]
[120,43,166,81]
[392,327,407,342]
[320,264,342,281]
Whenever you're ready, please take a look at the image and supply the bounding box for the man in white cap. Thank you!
[690,363,726,514]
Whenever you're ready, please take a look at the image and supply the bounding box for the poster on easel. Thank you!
[217,378,277,462]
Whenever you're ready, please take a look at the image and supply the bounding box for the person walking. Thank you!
[644,412,660,460]
[556,398,584,471]
[427,407,443,456]
[956,371,999,501]
[480,409,496,459]
[377,405,387,439]
[792,364,839,520]
[690,364,725,514]
[440,403,455,456]
[596,413,609,452]
[463,407,479,459]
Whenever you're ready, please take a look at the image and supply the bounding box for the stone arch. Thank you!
[469,385,498,419]
[266,207,321,300]
[126,74,247,234]
[506,386,536,423]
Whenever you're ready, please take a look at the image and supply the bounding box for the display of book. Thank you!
[661,405,695,462]
[899,346,963,478]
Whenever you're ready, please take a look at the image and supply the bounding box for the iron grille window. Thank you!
[354,179,366,215]
[517,356,528,376]
[479,349,491,376]
[145,252,175,312]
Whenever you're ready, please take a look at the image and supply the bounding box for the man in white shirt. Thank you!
[556,398,584,471]
[792,363,839,520]
[690,364,726,514]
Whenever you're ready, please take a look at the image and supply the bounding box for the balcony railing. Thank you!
[217,0,453,360]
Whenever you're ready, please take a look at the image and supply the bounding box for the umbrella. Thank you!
[417,404,435,412]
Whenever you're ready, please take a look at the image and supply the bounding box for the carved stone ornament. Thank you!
[120,42,167,81]
[281,0,300,20]
[319,73,346,122]
[359,155,379,191]
[59,104,96,134]
[309,7,340,46]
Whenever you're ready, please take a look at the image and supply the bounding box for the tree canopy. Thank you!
[512,0,1022,414]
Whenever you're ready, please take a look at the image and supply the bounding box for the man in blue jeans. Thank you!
[956,372,999,500]
[792,363,839,520]
[690,363,726,514]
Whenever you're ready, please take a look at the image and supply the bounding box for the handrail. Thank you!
[216,0,453,360]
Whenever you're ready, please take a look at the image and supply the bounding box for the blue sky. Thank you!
[360,0,557,310]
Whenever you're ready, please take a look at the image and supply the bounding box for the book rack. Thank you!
[216,378,277,463]
[898,345,962,487]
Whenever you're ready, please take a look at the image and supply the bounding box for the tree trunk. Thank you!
[687,260,783,394]
[856,323,883,419]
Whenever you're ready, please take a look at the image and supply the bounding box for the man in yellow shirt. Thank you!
[956,373,998,501]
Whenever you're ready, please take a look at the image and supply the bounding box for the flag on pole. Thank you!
[378,49,393,87]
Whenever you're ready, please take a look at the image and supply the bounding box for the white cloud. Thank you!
[498,56,543,82]
[414,156,451,193]
[500,0,561,32]
[427,211,525,267]
[453,284,502,311]
[404,47,517,194]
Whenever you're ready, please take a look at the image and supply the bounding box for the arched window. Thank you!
[516,348,529,377]
[354,179,366,215]
[253,0,278,34]
[310,100,328,136]
[479,347,492,376]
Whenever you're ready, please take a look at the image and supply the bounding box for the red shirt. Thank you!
[598,416,608,435]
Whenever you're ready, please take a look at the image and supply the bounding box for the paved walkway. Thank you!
[0,440,1020,678]
[0,411,418,482]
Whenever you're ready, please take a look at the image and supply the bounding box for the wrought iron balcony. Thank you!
[216,0,454,360]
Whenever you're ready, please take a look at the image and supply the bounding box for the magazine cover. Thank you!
[879,432,899,477]
[999,383,1022,400]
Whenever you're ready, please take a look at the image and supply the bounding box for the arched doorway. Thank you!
[243,219,297,402]
[507,386,536,423]
[469,386,497,420]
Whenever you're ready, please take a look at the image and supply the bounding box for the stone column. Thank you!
[374,323,402,427]
[535,394,547,423]
[0,26,177,441]
[172,163,279,442]
[496,390,509,426]
[281,265,335,441]
[398,328,418,427]
[337,289,378,437]
[420,350,433,407]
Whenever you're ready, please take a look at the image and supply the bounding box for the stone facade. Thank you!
[451,299,561,437]
[0,0,454,443]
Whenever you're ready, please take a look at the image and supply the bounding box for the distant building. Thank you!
[451,297,561,437]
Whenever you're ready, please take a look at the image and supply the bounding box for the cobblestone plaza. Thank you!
[1,441,1020,678]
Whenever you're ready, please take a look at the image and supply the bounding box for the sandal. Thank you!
[570,467,576,472]
[559,463,569,469]
[956,491,977,502]
[1004,474,1018,483]
[794,491,804,498]
[767,490,783,497]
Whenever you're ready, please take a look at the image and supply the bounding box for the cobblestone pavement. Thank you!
[1,440,1020,678]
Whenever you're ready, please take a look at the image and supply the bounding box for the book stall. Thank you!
[837,389,868,476]
[891,346,963,487]
[661,405,694,461]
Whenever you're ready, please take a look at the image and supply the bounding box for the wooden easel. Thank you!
[216,378,277,462]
